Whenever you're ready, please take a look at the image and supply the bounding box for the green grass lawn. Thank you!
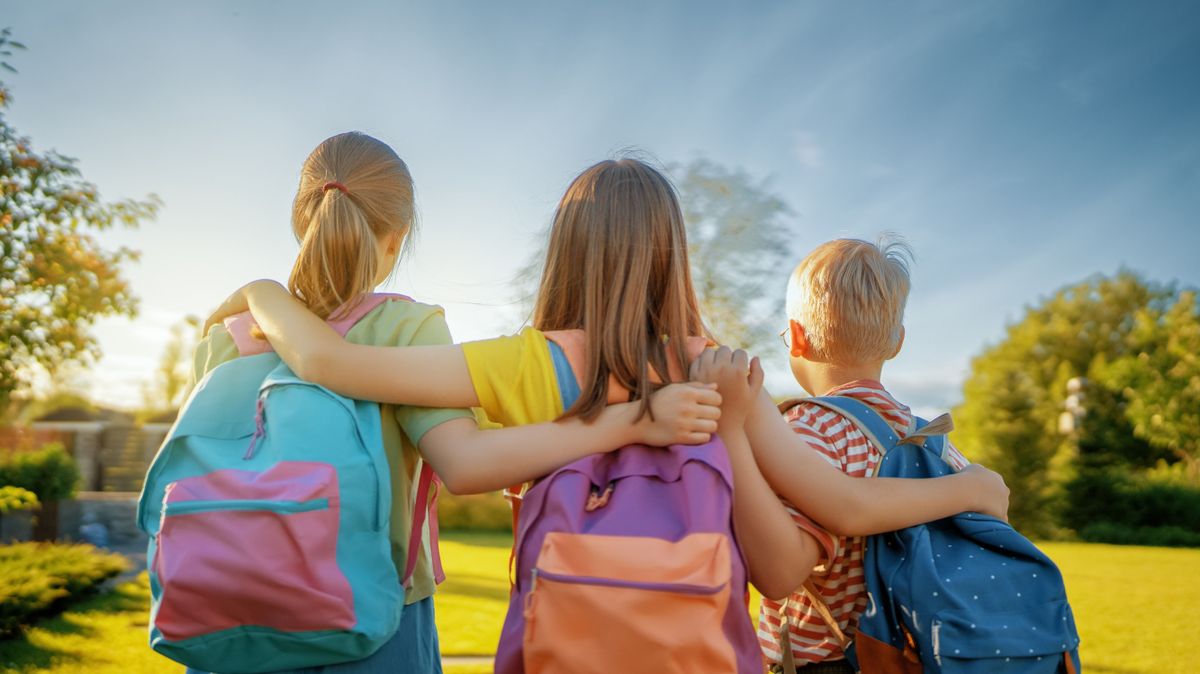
[0,574,172,674]
[1,534,1196,673]
[432,533,1200,673]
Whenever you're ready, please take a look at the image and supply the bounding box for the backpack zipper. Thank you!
[164,497,330,517]
[931,619,942,666]
[532,567,725,595]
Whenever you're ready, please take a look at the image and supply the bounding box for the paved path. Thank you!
[442,655,492,667]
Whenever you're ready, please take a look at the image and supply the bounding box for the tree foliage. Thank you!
[673,158,793,354]
[954,271,1190,538]
[1100,289,1200,481]
[0,30,158,407]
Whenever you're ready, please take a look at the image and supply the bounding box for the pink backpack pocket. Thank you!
[152,462,354,641]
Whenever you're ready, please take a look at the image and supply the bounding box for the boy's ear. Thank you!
[888,326,906,360]
[789,319,808,358]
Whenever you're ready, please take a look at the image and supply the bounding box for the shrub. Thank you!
[438,491,513,532]
[1078,522,1200,548]
[0,486,38,514]
[1063,465,1200,547]
[0,542,129,634]
[0,444,80,502]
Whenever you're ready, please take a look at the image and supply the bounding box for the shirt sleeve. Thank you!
[943,437,971,471]
[782,412,839,567]
[460,328,563,428]
[386,308,475,446]
[781,501,838,570]
[190,325,240,386]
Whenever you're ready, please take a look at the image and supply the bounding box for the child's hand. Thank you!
[636,382,723,446]
[689,346,764,427]
[203,280,284,335]
[960,463,1010,522]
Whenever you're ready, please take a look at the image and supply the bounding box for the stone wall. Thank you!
[58,492,148,570]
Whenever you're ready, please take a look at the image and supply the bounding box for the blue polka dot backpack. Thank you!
[801,396,1082,674]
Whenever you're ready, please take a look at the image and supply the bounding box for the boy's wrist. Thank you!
[957,470,985,512]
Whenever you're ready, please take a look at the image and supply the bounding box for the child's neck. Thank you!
[806,360,885,397]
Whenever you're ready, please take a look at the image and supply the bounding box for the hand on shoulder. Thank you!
[203,279,287,335]
[688,346,763,428]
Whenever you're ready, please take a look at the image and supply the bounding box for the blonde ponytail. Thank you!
[288,132,415,320]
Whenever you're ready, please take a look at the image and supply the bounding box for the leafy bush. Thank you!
[1078,522,1200,548]
[0,542,129,634]
[438,491,513,531]
[1063,465,1200,547]
[0,486,38,514]
[0,444,80,502]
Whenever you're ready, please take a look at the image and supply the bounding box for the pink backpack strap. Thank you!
[428,475,446,584]
[542,330,712,403]
[404,462,444,588]
[224,292,413,356]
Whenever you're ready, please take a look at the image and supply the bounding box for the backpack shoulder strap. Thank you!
[405,462,444,588]
[805,396,902,455]
[806,397,957,464]
[225,292,413,356]
[327,292,413,335]
[775,583,852,674]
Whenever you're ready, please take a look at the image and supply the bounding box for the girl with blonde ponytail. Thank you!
[192,136,720,674]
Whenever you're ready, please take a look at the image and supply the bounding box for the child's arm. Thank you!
[206,280,478,408]
[417,381,718,494]
[743,387,1009,536]
[693,348,825,600]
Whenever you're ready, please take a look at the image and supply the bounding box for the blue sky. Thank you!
[3,1,1198,413]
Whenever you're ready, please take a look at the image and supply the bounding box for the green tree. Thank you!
[0,30,159,408]
[1101,289,1200,482]
[953,271,1174,537]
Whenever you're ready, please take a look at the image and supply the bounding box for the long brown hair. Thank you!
[289,132,416,320]
[532,159,710,421]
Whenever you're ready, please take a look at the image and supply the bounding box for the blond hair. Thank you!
[785,235,913,365]
[533,159,710,421]
[289,132,416,320]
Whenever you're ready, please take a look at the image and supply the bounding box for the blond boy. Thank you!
[760,237,970,674]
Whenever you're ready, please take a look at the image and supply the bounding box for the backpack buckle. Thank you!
[585,483,614,511]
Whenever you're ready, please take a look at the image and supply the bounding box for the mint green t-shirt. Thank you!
[191,298,473,604]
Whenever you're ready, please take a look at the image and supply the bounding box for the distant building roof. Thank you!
[34,406,133,424]
[146,409,179,424]
[35,406,99,422]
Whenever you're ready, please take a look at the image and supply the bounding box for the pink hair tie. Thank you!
[322,181,349,194]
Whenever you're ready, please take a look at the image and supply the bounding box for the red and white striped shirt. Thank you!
[757,380,970,666]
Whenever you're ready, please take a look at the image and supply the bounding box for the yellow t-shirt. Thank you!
[459,327,564,427]
[461,327,710,427]
[191,299,473,605]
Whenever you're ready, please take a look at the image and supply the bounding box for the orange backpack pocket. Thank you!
[523,532,737,674]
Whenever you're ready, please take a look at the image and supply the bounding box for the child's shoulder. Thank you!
[191,323,240,384]
[780,398,849,437]
[346,296,451,346]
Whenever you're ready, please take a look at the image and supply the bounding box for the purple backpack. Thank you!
[494,334,762,674]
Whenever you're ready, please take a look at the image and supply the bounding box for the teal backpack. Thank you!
[137,294,440,673]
